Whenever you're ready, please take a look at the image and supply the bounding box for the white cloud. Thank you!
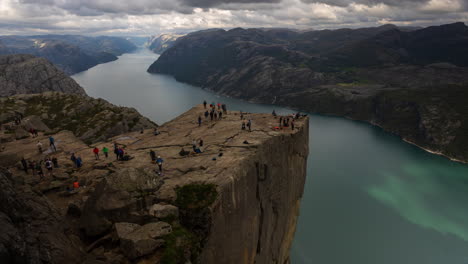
[0,0,465,36]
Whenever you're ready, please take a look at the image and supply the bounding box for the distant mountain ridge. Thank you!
[148,22,468,162]
[147,33,185,54]
[0,35,137,74]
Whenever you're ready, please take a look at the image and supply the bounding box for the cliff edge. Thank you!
[0,104,308,263]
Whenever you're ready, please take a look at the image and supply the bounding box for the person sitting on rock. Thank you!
[241,121,246,130]
[194,147,202,154]
[204,110,209,119]
[153,128,160,136]
[76,157,83,168]
[73,181,80,189]
[179,148,190,156]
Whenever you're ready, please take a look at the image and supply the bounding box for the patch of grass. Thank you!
[175,183,217,210]
[160,225,199,264]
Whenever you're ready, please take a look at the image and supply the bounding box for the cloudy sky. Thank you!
[0,0,467,36]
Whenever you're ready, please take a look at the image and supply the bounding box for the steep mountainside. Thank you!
[148,34,185,54]
[0,92,157,144]
[0,35,137,74]
[0,105,308,263]
[0,54,86,96]
[148,22,468,162]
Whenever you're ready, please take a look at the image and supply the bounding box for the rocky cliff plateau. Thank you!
[148,22,468,162]
[0,92,157,145]
[0,54,86,97]
[0,105,309,263]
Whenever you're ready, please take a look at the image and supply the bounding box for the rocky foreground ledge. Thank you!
[0,105,309,264]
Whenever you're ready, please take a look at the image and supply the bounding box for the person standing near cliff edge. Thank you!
[21,157,28,174]
[198,115,202,126]
[203,100,207,109]
[49,136,56,152]
[93,147,100,160]
[150,149,156,163]
[102,147,109,158]
[156,156,164,174]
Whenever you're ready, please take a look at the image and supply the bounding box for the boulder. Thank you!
[107,167,163,193]
[14,127,29,140]
[116,222,171,259]
[79,179,136,237]
[22,115,50,132]
[149,204,179,219]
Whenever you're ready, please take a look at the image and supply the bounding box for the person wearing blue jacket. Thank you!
[49,136,57,151]
[156,156,164,173]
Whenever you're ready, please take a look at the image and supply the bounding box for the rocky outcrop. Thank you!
[0,92,157,143]
[0,35,137,75]
[1,105,308,263]
[0,54,86,97]
[148,22,468,162]
[0,168,84,263]
[115,222,171,259]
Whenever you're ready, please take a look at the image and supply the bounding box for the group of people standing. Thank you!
[202,100,227,123]
[21,156,59,179]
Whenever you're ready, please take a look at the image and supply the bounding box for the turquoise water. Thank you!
[73,48,468,264]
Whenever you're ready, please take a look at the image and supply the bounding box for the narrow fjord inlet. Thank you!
[3,1,468,263]
[73,49,468,264]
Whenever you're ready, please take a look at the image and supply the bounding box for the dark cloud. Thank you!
[300,0,430,7]
[0,0,466,36]
[180,0,281,8]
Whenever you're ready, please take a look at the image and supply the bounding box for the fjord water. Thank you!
[73,48,468,264]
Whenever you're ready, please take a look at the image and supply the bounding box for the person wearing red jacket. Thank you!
[93,147,100,160]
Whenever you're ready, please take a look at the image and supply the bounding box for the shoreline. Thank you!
[200,87,468,165]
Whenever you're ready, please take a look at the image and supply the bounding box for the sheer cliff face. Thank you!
[1,105,308,263]
[202,118,309,264]
[0,54,86,96]
[148,23,468,162]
